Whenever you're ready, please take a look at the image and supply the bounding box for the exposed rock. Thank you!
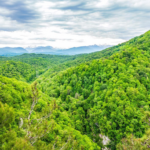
[19,118,23,128]
[99,134,110,150]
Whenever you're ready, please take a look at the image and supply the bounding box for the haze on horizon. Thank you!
[0,0,150,49]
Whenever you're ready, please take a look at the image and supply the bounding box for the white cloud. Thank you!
[0,16,23,29]
[0,0,150,48]
[114,0,150,8]
[0,7,12,15]
[0,27,124,48]
[85,0,112,9]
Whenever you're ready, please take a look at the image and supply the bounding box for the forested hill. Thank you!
[0,54,77,82]
[37,30,150,83]
[0,76,100,149]
[31,30,150,79]
[0,60,37,82]
[1,30,150,150]
[1,30,150,83]
[36,30,150,149]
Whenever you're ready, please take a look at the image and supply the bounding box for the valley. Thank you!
[1,30,150,149]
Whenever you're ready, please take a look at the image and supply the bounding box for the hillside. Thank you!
[0,54,78,82]
[36,31,150,149]
[34,31,150,81]
[2,31,150,83]
[37,31,150,84]
[1,30,150,150]
[0,76,100,149]
[0,60,36,82]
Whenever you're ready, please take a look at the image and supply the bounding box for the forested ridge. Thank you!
[1,30,149,82]
[1,30,150,149]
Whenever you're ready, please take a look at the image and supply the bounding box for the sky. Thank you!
[0,0,150,49]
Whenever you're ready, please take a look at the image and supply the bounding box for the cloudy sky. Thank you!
[0,0,150,49]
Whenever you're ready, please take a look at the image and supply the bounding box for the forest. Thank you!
[1,30,150,149]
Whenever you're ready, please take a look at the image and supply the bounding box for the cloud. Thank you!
[0,0,150,48]
[0,0,39,23]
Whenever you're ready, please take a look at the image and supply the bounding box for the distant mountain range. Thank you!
[26,46,55,54]
[0,45,111,56]
[0,47,28,56]
[55,45,111,55]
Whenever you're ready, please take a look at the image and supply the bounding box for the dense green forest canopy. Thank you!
[0,76,100,149]
[0,54,77,82]
[1,30,150,149]
[0,60,37,82]
[1,31,150,82]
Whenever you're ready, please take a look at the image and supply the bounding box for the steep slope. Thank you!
[0,76,100,150]
[36,31,150,149]
[37,30,150,80]
[1,30,150,150]
[2,31,149,83]
[117,129,150,149]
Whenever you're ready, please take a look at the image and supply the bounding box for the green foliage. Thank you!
[116,129,150,150]
[1,30,150,149]
[0,60,36,82]
[36,31,150,149]
[0,76,100,150]
[0,102,15,128]
[0,54,77,82]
